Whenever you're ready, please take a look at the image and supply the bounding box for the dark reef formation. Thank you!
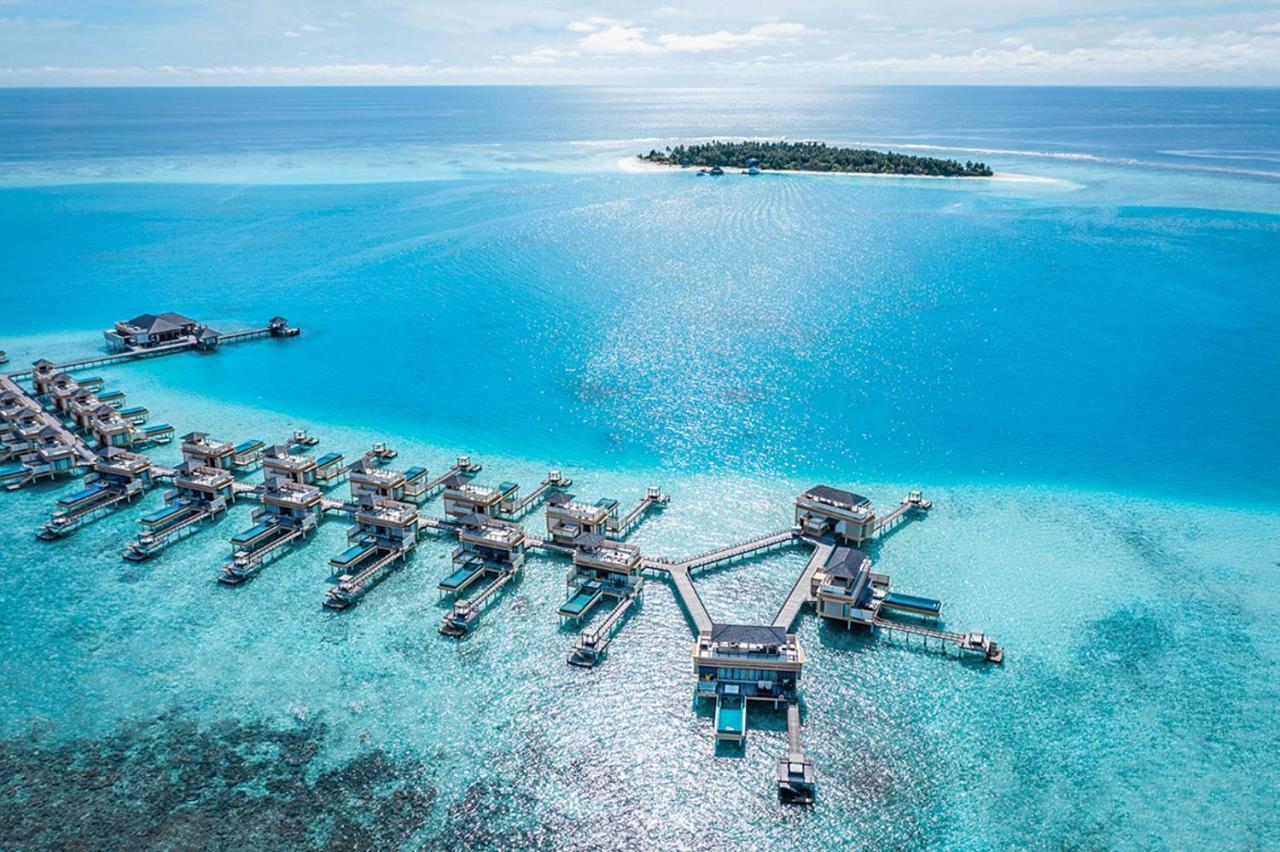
[0,712,436,851]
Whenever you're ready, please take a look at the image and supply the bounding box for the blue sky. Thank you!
[2,1,1279,85]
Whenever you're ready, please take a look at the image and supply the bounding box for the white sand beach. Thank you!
[617,156,1056,183]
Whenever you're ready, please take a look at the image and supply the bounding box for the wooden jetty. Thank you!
[772,541,834,630]
[6,316,300,382]
[777,702,816,804]
[569,590,640,667]
[646,527,799,575]
[872,617,1004,664]
[500,470,572,519]
[653,563,712,634]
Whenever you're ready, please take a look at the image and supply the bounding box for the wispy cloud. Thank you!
[578,24,662,55]
[658,22,820,52]
[3,2,1279,85]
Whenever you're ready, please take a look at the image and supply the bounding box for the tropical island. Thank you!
[639,140,994,177]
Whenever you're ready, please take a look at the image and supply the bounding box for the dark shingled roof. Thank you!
[573,532,605,550]
[824,546,868,580]
[803,485,869,510]
[442,473,465,489]
[458,512,487,528]
[710,624,789,646]
[126,313,197,335]
[547,491,574,506]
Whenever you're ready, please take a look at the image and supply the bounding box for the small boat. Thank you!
[708,166,725,176]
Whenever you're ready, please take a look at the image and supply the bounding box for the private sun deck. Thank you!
[313,452,346,482]
[437,560,488,593]
[559,583,605,618]
[141,503,194,527]
[140,422,174,441]
[118,405,149,423]
[233,439,266,466]
[330,539,377,569]
[231,521,282,548]
[58,484,109,507]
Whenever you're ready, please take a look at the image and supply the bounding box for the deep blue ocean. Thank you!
[0,86,1277,849]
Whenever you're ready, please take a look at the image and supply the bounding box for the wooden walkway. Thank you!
[502,474,571,519]
[786,702,803,754]
[410,458,484,501]
[772,542,832,630]
[333,547,404,599]
[614,490,669,536]
[872,616,960,643]
[572,591,639,663]
[648,527,799,574]
[663,564,712,634]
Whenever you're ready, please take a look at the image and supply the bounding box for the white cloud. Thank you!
[567,16,621,33]
[283,30,301,38]
[578,24,662,55]
[510,46,578,64]
[827,29,1280,77]
[657,22,819,52]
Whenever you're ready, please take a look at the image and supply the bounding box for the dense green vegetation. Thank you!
[640,140,993,177]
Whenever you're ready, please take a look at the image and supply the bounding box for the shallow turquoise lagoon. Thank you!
[0,87,1278,849]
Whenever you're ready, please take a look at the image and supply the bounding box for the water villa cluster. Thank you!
[2,315,1003,806]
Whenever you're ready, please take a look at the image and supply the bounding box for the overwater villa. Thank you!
[812,546,878,627]
[545,492,616,544]
[38,448,155,540]
[220,476,324,585]
[694,624,804,741]
[349,458,408,502]
[89,405,135,448]
[437,513,529,636]
[810,544,946,627]
[562,536,646,667]
[262,444,320,485]
[0,428,79,490]
[439,513,528,593]
[103,312,204,352]
[545,484,668,544]
[794,485,878,543]
[25,428,79,485]
[559,536,642,621]
[124,461,237,562]
[324,495,419,610]
[29,360,61,396]
[180,432,238,470]
[440,475,518,519]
